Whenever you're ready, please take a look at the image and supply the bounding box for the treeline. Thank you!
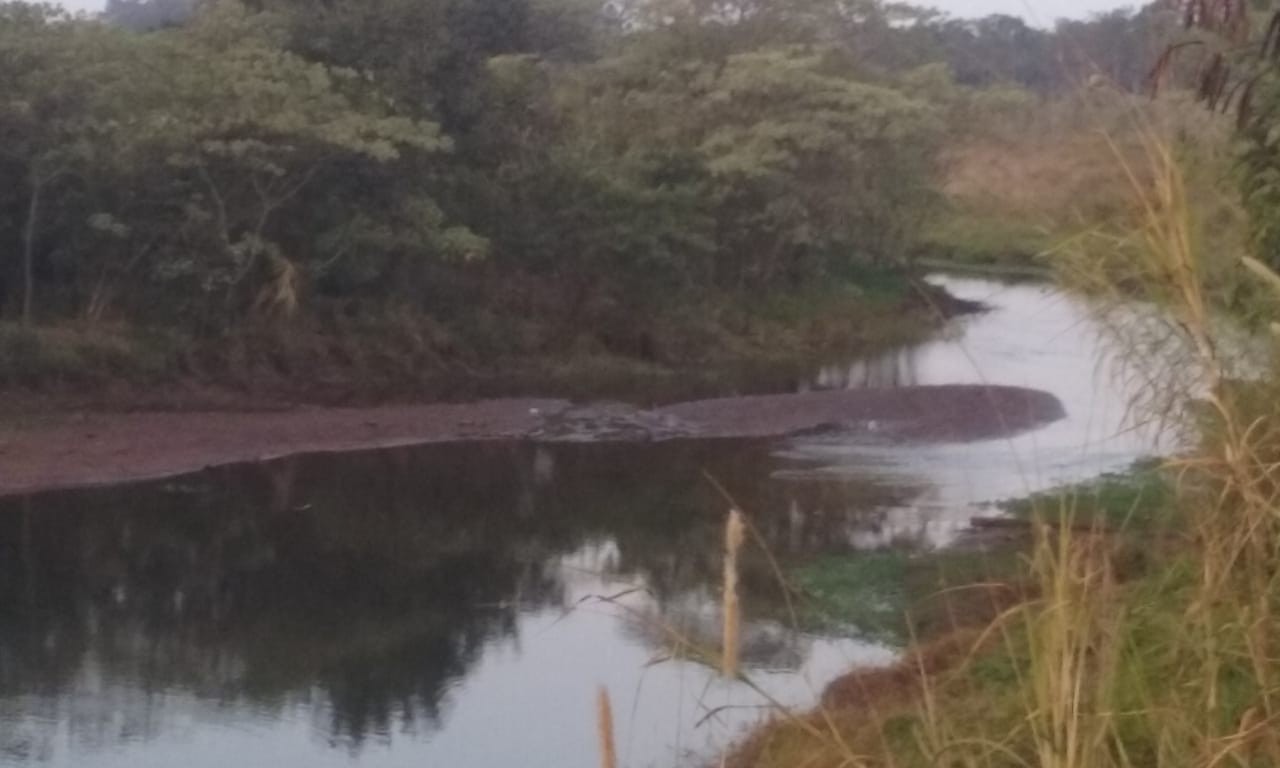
[881,4,1183,93]
[0,0,1184,388]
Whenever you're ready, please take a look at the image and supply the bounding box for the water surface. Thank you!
[0,275,1162,768]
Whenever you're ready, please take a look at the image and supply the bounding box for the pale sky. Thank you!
[58,0,1135,24]
[926,0,1136,24]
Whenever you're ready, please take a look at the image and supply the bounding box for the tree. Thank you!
[697,48,940,281]
[157,3,448,324]
[0,0,967,380]
[0,1,451,327]
[1154,0,1280,267]
[0,5,132,323]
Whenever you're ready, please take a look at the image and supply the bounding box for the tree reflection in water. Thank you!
[0,438,928,760]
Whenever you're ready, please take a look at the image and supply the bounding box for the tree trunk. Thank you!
[21,179,42,326]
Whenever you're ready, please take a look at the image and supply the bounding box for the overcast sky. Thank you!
[57,0,1136,24]
[926,0,1135,24]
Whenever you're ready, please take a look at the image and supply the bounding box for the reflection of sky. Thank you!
[0,541,893,768]
[57,0,1135,22]
[416,544,895,768]
[925,0,1134,24]
[781,274,1171,547]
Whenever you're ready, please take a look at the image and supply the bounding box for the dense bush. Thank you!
[0,0,1186,377]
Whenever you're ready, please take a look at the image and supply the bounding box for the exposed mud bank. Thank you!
[0,384,1063,497]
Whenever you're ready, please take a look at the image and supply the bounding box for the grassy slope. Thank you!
[737,460,1196,768]
[738,93,1261,768]
[742,100,1249,757]
[788,461,1173,644]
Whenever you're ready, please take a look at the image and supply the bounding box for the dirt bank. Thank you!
[0,384,1063,497]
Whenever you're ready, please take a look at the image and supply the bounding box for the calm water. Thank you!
[0,275,1162,768]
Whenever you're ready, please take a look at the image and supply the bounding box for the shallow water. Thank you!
[787,274,1168,547]
[0,275,1162,768]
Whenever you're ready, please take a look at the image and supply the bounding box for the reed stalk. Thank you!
[723,508,746,679]
[597,685,617,768]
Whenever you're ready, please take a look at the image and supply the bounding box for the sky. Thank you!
[56,0,1135,24]
[925,0,1135,24]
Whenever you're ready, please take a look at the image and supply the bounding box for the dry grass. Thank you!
[926,88,1234,269]
[726,99,1280,768]
[942,133,1127,224]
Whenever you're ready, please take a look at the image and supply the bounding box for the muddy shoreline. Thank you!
[0,384,1062,498]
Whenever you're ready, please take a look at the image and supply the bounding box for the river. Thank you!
[0,275,1162,768]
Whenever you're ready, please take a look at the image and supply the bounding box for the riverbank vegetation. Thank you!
[729,2,1280,766]
[3,0,940,398]
[0,0,1210,402]
[996,459,1175,530]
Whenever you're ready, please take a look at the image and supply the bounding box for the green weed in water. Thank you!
[791,549,1024,645]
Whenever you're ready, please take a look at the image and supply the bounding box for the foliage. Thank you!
[792,549,1022,645]
[0,321,182,386]
[0,1,448,333]
[735,116,1280,768]
[0,0,1211,391]
[1153,0,1280,271]
[0,0,978,389]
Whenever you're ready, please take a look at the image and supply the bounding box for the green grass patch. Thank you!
[751,267,912,325]
[792,549,1023,645]
[744,555,1270,768]
[997,458,1176,530]
[793,551,909,642]
[917,210,1054,268]
[0,323,182,388]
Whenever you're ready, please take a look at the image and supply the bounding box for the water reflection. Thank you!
[810,345,925,390]
[0,274,1164,767]
[0,440,917,768]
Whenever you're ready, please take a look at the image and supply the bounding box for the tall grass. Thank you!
[585,134,1280,764]
[1059,127,1280,766]
[727,116,1280,768]
[916,122,1280,768]
[873,119,1280,768]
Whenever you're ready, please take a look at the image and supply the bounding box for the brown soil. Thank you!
[822,628,991,711]
[822,582,1027,711]
[0,384,1063,498]
[724,580,1030,768]
[722,626,996,768]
